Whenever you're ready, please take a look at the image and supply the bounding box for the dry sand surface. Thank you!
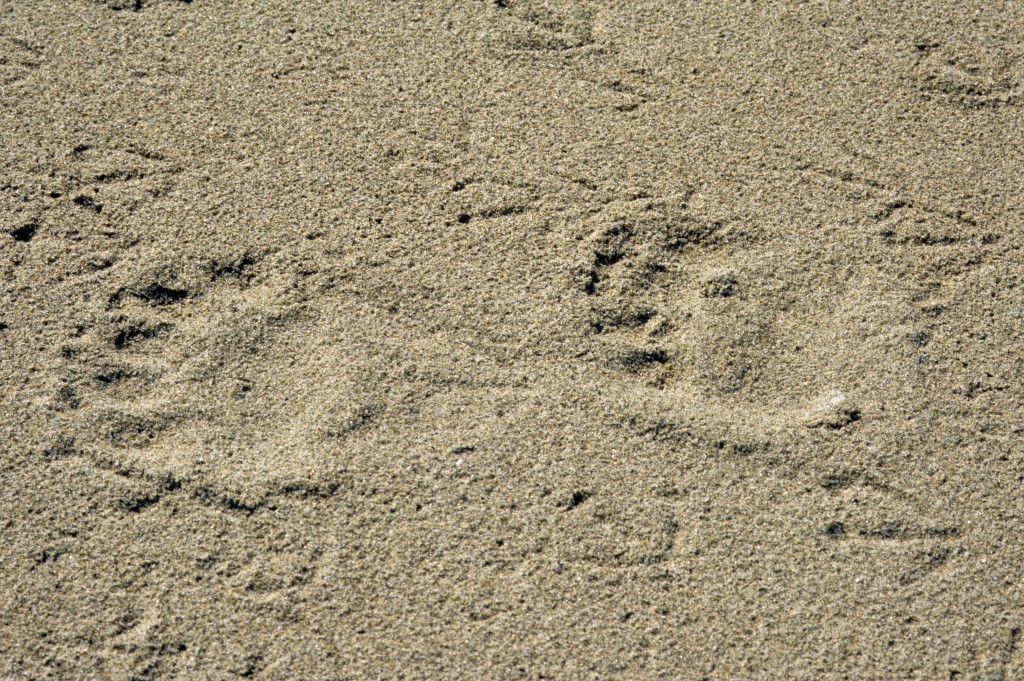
[2,0,1024,678]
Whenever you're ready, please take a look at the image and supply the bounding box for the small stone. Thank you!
[801,391,861,429]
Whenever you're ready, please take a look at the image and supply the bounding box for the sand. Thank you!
[2,0,1023,678]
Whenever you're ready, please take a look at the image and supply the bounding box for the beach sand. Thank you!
[2,1,1023,678]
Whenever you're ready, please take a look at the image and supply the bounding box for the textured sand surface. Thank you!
[3,1,1024,678]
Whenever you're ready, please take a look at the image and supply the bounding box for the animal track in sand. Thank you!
[492,0,595,53]
[577,190,811,404]
[0,36,43,86]
[911,39,1023,109]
